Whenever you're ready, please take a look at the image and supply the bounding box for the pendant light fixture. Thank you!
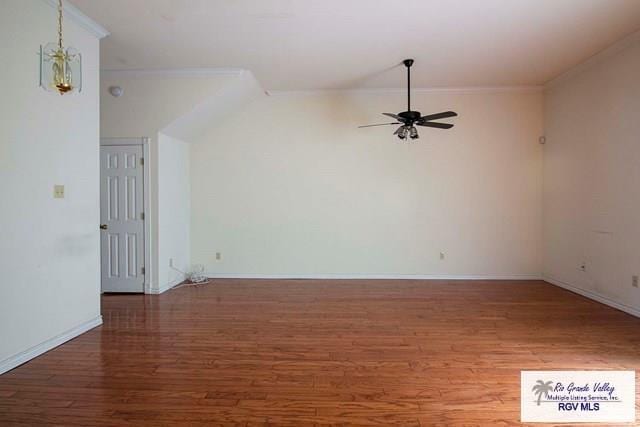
[40,0,82,95]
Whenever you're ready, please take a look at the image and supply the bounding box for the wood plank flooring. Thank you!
[0,279,639,426]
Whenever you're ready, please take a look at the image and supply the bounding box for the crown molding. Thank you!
[101,68,246,79]
[545,29,640,90]
[42,0,109,39]
[266,86,543,96]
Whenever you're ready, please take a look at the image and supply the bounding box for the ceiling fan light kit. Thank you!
[359,59,457,141]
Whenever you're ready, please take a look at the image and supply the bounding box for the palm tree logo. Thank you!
[532,380,554,406]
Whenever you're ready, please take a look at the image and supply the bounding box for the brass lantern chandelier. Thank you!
[40,0,81,95]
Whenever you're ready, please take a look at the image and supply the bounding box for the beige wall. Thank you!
[543,35,640,314]
[100,73,236,291]
[192,89,544,277]
[0,0,101,371]
[157,134,191,289]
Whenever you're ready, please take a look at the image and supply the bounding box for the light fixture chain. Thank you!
[57,0,63,49]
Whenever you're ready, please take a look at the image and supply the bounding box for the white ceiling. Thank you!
[73,0,640,90]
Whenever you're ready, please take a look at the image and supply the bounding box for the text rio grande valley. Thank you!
[546,382,619,412]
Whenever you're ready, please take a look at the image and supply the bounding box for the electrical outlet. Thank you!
[579,263,586,272]
[439,252,445,260]
[53,185,64,198]
[215,252,222,261]
[633,275,639,288]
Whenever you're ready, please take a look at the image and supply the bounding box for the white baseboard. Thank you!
[147,276,185,294]
[544,275,640,319]
[147,282,173,294]
[0,315,103,376]
[205,273,542,281]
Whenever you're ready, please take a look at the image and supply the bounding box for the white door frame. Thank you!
[100,137,151,292]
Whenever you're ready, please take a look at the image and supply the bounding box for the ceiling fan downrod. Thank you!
[404,58,414,112]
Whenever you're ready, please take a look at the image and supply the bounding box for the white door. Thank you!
[100,145,145,292]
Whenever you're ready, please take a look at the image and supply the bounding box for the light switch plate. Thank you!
[53,185,65,199]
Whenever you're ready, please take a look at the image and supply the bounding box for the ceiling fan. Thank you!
[359,59,458,140]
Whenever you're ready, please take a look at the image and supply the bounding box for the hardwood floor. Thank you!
[0,279,639,426]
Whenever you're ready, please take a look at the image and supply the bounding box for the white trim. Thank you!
[42,0,109,39]
[148,276,185,295]
[545,29,640,89]
[100,137,151,293]
[267,86,543,97]
[0,316,102,376]
[544,276,640,319]
[101,68,245,79]
[98,71,541,94]
[100,137,147,146]
[205,273,542,281]
[142,138,151,292]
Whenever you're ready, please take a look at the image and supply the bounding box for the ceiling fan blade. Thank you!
[382,113,405,121]
[358,122,401,128]
[419,111,458,122]
[416,122,454,129]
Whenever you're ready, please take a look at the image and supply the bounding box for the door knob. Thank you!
[100,224,108,230]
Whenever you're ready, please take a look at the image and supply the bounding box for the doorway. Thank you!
[100,138,150,293]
